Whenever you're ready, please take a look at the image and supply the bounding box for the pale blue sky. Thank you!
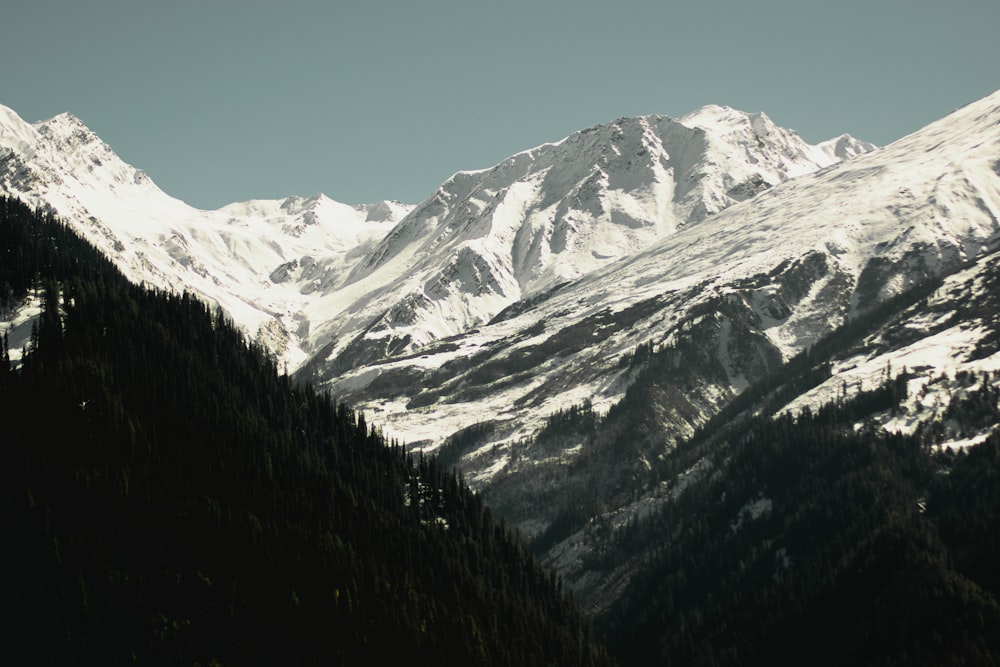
[2,1,997,208]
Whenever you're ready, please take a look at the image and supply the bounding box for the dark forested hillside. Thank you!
[0,197,613,666]
[596,375,1000,666]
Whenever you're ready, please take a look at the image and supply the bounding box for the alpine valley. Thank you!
[3,89,1000,665]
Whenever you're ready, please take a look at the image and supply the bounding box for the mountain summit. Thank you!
[0,103,412,368]
[0,102,869,374]
[301,108,874,375]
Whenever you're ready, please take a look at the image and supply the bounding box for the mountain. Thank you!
[596,369,1000,666]
[0,196,613,666]
[578,241,1000,664]
[0,104,412,369]
[300,106,873,375]
[307,90,1000,560]
[0,102,870,376]
[4,90,1000,665]
[320,93,995,426]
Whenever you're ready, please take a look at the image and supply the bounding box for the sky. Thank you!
[1,1,998,210]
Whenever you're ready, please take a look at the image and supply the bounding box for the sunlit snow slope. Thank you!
[301,108,872,377]
[0,104,411,369]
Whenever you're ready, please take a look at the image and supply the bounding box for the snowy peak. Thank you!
[35,112,97,146]
[0,106,106,157]
[312,106,874,372]
[0,104,41,156]
[0,102,414,369]
[361,107,872,286]
[1,103,165,205]
[818,133,877,161]
[680,104,874,190]
[679,103,762,133]
[0,96,874,382]
[362,199,412,222]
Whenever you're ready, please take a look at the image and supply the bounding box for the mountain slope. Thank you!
[303,108,873,374]
[5,89,1000,665]
[598,381,1000,666]
[7,92,999,634]
[0,104,411,368]
[0,101,870,375]
[312,90,1000,539]
[578,248,1000,664]
[0,196,612,666]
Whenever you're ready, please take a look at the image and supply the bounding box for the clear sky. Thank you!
[2,1,998,209]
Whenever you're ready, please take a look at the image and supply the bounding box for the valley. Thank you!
[3,89,1000,665]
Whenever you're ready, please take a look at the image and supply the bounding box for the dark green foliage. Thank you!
[597,379,1000,666]
[0,198,613,667]
[436,421,499,469]
[538,400,600,442]
[928,434,1000,598]
[943,372,1000,434]
[618,341,655,369]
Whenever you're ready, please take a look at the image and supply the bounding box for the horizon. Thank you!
[2,1,998,209]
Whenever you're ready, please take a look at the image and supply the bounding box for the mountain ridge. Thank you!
[0,100,872,376]
[0,102,413,368]
[303,89,1000,542]
[302,107,874,376]
[0,196,614,666]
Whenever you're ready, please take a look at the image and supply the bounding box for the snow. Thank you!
[9,87,1000,618]
[779,322,989,425]
[301,106,873,372]
[776,242,1000,448]
[0,105,41,157]
[938,432,994,451]
[0,293,42,369]
[731,495,773,532]
[0,102,413,370]
[0,97,874,384]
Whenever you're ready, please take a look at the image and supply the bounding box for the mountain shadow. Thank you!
[0,196,613,667]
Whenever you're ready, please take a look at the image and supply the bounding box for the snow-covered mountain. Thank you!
[304,90,1000,547]
[302,109,873,375]
[4,90,1000,614]
[0,104,412,368]
[0,100,869,377]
